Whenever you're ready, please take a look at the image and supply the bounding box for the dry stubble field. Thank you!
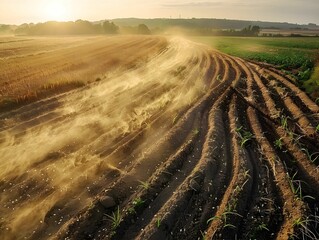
[0,35,319,240]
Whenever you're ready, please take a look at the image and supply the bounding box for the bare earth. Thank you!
[0,36,319,240]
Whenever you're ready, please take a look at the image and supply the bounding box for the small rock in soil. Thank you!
[99,196,116,208]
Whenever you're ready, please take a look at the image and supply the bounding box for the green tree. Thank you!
[251,25,261,36]
[0,25,13,34]
[15,23,30,35]
[137,24,151,35]
[241,25,260,36]
[103,21,119,34]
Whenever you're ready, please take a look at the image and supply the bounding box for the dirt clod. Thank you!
[98,196,116,209]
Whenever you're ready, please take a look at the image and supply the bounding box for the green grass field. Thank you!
[190,36,319,96]
[305,65,319,95]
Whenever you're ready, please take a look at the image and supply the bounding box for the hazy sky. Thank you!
[0,0,318,25]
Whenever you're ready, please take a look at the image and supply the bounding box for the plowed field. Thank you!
[1,36,319,240]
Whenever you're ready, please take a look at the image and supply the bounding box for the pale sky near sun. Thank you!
[0,0,318,25]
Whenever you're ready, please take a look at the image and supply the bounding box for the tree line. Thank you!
[3,20,265,37]
[190,25,261,36]
[14,20,152,35]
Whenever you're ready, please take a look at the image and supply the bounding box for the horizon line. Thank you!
[1,17,318,27]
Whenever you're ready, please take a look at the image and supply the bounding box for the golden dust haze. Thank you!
[0,35,209,239]
[0,0,318,24]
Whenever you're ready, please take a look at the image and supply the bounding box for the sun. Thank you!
[44,1,68,21]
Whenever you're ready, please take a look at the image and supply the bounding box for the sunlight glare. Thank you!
[44,1,68,21]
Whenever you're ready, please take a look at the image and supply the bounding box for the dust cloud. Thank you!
[0,37,210,239]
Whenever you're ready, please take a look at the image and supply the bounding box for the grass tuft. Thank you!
[235,126,254,147]
[105,206,122,230]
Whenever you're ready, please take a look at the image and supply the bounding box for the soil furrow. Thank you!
[247,107,306,239]
[2,36,319,240]
[257,66,319,114]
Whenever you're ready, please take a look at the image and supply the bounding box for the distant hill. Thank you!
[110,18,319,30]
